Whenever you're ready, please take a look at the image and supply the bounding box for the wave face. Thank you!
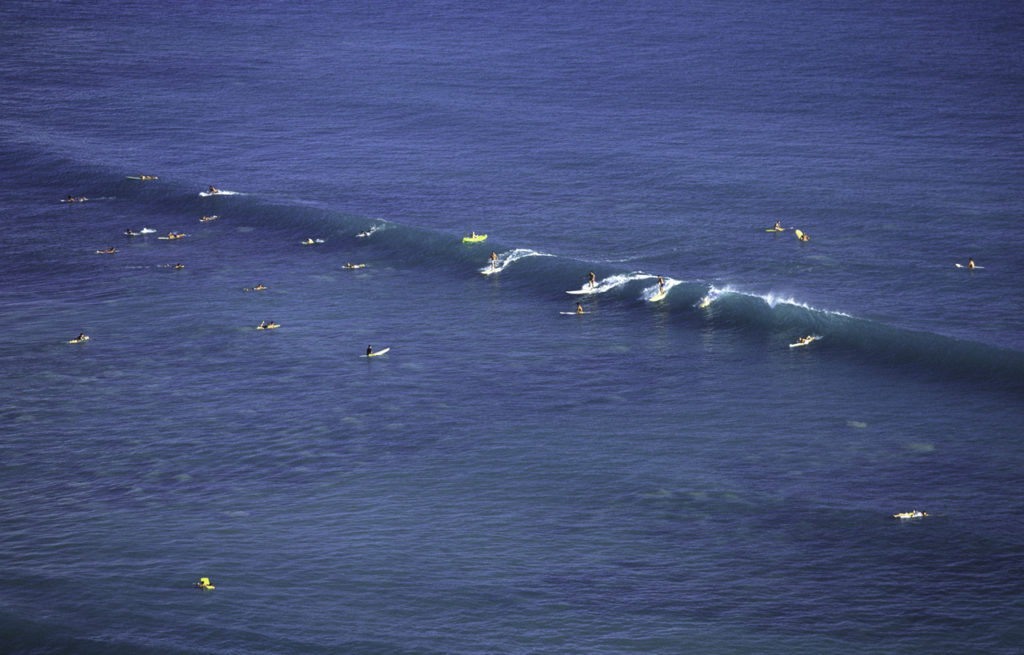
[5,144,1022,394]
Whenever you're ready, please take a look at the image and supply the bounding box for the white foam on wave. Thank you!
[480,248,553,275]
[567,271,654,295]
[641,276,680,301]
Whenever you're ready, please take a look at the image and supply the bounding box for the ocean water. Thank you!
[2,1,1023,653]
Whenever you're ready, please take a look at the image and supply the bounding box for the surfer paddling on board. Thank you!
[588,271,596,289]
[207,185,219,195]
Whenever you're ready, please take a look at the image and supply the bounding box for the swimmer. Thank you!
[798,231,810,242]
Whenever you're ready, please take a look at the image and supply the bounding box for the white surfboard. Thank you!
[364,347,390,358]
[789,336,820,348]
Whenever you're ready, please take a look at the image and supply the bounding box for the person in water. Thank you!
[588,271,596,288]
[576,302,584,315]
[99,247,117,254]
[195,577,214,590]
[798,231,810,242]
[968,258,975,270]
[174,263,184,269]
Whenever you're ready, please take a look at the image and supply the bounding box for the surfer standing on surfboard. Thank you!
[588,271,596,288]
[657,275,665,293]
[490,251,498,269]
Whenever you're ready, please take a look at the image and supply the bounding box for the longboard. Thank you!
[954,263,984,269]
[559,311,588,315]
[893,511,929,519]
[789,336,820,348]
[649,289,668,302]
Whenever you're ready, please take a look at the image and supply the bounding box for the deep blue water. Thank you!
[2,2,1023,653]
